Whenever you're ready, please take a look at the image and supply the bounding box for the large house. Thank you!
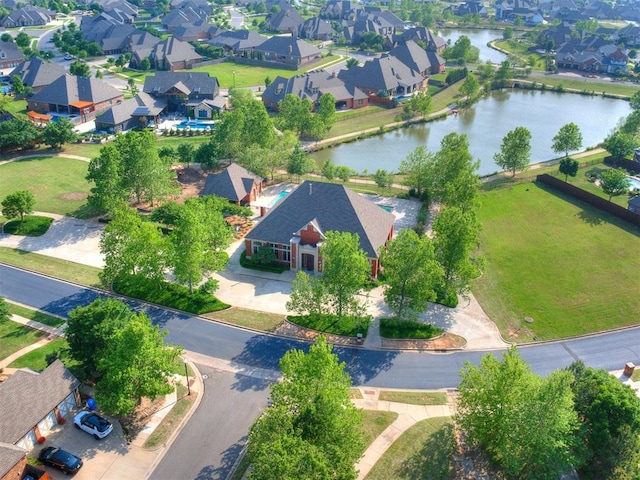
[0,40,24,71]
[251,35,323,68]
[27,75,124,124]
[200,163,265,205]
[142,71,223,117]
[338,55,427,97]
[130,37,203,71]
[262,69,368,111]
[9,57,66,93]
[95,91,167,132]
[245,181,395,277]
[0,5,54,28]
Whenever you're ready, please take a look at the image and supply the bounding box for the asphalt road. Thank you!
[3,265,640,389]
[149,367,271,480]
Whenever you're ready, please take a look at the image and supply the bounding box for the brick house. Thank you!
[245,181,395,277]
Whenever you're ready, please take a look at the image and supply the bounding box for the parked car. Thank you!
[73,411,113,439]
[64,54,73,60]
[38,447,83,474]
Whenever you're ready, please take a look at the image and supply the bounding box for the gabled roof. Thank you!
[388,40,432,75]
[338,55,424,92]
[143,71,219,96]
[262,69,367,106]
[398,27,446,52]
[95,91,167,126]
[255,35,322,58]
[0,443,26,478]
[8,57,65,89]
[0,360,80,444]
[173,19,220,40]
[247,181,395,258]
[0,40,25,63]
[297,16,334,39]
[200,163,263,202]
[206,29,267,50]
[0,5,54,26]
[268,7,305,31]
[30,75,123,106]
[628,196,640,208]
[150,37,203,65]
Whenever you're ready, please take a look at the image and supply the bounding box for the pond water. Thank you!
[311,89,631,176]
[437,28,507,64]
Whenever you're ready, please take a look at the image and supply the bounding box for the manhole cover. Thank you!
[202,374,209,379]
[524,317,534,323]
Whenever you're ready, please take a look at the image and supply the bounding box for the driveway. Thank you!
[34,412,157,480]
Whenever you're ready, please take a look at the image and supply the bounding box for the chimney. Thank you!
[309,183,312,195]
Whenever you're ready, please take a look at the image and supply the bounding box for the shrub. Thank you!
[380,318,443,339]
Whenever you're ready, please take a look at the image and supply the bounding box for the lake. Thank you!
[311,89,631,176]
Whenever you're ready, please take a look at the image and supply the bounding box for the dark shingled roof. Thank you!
[0,360,79,445]
[0,443,26,478]
[143,71,218,96]
[9,57,66,90]
[29,75,122,106]
[247,181,394,258]
[200,163,263,202]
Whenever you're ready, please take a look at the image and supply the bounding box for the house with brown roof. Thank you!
[200,163,265,205]
[262,69,368,111]
[27,75,124,124]
[245,181,395,277]
[130,37,203,71]
[251,35,322,68]
[0,360,81,452]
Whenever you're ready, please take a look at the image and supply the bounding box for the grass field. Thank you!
[0,156,96,218]
[365,417,454,480]
[0,316,46,361]
[8,338,78,372]
[7,303,65,328]
[474,181,640,342]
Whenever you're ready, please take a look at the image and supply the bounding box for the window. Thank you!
[198,109,208,118]
[252,241,263,254]
[268,243,290,262]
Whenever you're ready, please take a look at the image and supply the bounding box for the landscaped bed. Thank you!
[287,314,370,338]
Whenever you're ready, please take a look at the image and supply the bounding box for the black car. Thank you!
[38,447,83,474]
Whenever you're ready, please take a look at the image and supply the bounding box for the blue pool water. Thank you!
[380,205,393,212]
[269,191,288,207]
[176,120,215,130]
[627,176,640,191]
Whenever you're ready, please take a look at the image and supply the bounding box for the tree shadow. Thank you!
[397,422,456,480]
[195,438,247,480]
[41,289,103,317]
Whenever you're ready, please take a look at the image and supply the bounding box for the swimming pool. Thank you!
[627,176,640,191]
[176,120,215,130]
[269,191,288,207]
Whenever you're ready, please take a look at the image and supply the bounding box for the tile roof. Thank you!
[200,163,263,202]
[29,75,123,106]
[0,360,80,445]
[247,181,394,258]
[9,58,65,90]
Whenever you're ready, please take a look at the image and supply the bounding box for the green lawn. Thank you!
[0,156,97,218]
[378,391,447,405]
[474,181,640,342]
[365,417,455,480]
[361,410,399,448]
[8,338,78,373]
[7,303,65,328]
[0,316,46,361]
[524,75,640,98]
[3,215,53,236]
[204,306,284,332]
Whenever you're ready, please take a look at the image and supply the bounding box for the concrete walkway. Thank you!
[352,387,452,479]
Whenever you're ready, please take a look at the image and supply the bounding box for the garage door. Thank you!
[17,430,37,450]
[57,393,78,418]
[37,411,56,436]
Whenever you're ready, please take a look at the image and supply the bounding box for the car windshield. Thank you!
[52,450,80,468]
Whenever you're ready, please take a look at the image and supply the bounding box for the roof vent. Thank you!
[309,183,312,195]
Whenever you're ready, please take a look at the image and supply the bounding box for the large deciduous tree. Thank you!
[321,231,370,322]
[248,336,363,480]
[1,190,35,222]
[602,130,637,160]
[381,229,442,320]
[42,117,78,149]
[0,118,42,151]
[432,132,480,210]
[432,206,481,301]
[99,204,169,288]
[493,126,532,177]
[552,122,583,159]
[0,296,10,322]
[96,310,181,417]
[599,168,631,201]
[558,157,579,181]
[459,72,480,99]
[399,145,435,199]
[457,348,580,480]
[86,144,128,214]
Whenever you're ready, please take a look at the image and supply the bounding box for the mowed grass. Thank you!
[0,316,47,360]
[365,417,455,480]
[473,181,640,342]
[7,303,65,328]
[0,157,95,218]
[8,338,79,373]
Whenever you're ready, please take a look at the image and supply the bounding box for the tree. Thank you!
[457,348,580,480]
[599,168,631,201]
[11,75,31,95]
[96,309,181,417]
[459,72,480,99]
[630,90,640,111]
[0,297,9,323]
[99,204,169,288]
[15,32,30,48]
[322,159,336,181]
[602,130,637,160]
[552,122,583,159]
[321,231,370,322]
[194,141,221,170]
[286,142,314,181]
[42,117,77,149]
[381,229,442,320]
[248,337,363,480]
[346,57,358,69]
[65,298,132,380]
[335,165,353,183]
[403,91,432,117]
[95,69,103,79]
[1,190,35,222]
[140,57,151,71]
[286,270,327,317]
[502,26,513,40]
[176,142,195,169]
[86,144,129,214]
[278,94,313,135]
[316,93,337,136]
[399,145,435,198]
[0,118,42,151]
[432,206,481,301]
[568,362,640,479]
[494,60,513,84]
[557,157,579,182]
[373,168,393,190]
[168,197,233,293]
[69,60,90,77]
[493,126,532,177]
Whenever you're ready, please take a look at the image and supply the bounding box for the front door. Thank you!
[302,253,314,271]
